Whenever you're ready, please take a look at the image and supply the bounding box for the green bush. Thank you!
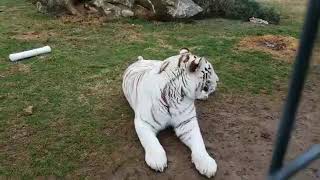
[194,0,280,24]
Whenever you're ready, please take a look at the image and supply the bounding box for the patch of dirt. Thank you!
[12,31,57,41]
[113,24,144,43]
[95,69,319,180]
[1,118,33,170]
[237,35,299,63]
[60,15,107,26]
[1,64,31,78]
[144,33,174,52]
[0,63,32,79]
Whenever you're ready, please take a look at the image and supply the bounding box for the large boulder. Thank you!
[135,0,202,19]
[167,0,203,18]
[34,0,203,19]
[33,0,280,24]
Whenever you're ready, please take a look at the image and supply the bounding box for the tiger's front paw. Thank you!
[145,148,167,172]
[192,152,217,178]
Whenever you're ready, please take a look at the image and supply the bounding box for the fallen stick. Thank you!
[9,46,52,62]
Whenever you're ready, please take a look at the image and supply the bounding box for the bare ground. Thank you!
[80,68,319,180]
[236,35,299,63]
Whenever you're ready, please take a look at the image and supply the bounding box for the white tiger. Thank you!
[122,48,219,178]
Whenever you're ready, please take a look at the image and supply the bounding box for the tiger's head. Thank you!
[177,48,219,100]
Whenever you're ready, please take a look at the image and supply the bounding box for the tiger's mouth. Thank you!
[197,88,217,100]
[197,94,209,100]
[203,82,216,95]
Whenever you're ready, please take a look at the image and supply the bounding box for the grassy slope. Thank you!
[0,0,306,177]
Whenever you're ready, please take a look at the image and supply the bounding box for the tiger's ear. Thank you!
[178,53,190,67]
[179,48,190,54]
[189,58,202,72]
[159,61,170,73]
[137,56,144,61]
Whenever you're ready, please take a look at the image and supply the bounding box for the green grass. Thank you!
[0,0,306,177]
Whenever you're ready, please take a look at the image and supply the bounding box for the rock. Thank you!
[121,9,134,17]
[84,3,99,14]
[135,0,157,14]
[34,0,203,19]
[36,1,47,13]
[136,0,202,19]
[33,0,280,23]
[133,4,155,20]
[106,0,135,8]
[91,0,135,18]
[167,0,203,18]
[249,17,269,25]
[92,0,120,17]
[193,0,226,16]
[23,106,33,116]
[34,0,273,21]
[35,0,80,15]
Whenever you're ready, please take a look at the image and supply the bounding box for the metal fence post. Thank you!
[268,0,320,179]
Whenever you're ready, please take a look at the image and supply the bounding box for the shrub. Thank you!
[194,0,280,24]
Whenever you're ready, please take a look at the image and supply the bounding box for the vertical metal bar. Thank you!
[268,0,320,175]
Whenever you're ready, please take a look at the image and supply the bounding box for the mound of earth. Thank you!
[237,35,299,63]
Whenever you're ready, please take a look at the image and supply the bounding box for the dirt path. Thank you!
[97,68,319,180]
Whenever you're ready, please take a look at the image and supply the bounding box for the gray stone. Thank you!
[167,0,203,18]
[35,0,204,19]
[35,0,79,15]
[91,0,134,18]
[135,0,202,19]
[121,9,134,17]
[92,0,134,8]
[106,0,135,8]
[132,4,154,20]
[36,1,47,13]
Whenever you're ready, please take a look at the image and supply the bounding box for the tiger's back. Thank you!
[122,58,162,110]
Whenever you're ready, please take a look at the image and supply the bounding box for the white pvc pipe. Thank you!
[9,46,52,62]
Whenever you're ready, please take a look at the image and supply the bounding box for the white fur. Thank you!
[122,50,219,178]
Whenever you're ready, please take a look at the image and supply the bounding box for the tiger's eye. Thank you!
[203,86,209,92]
